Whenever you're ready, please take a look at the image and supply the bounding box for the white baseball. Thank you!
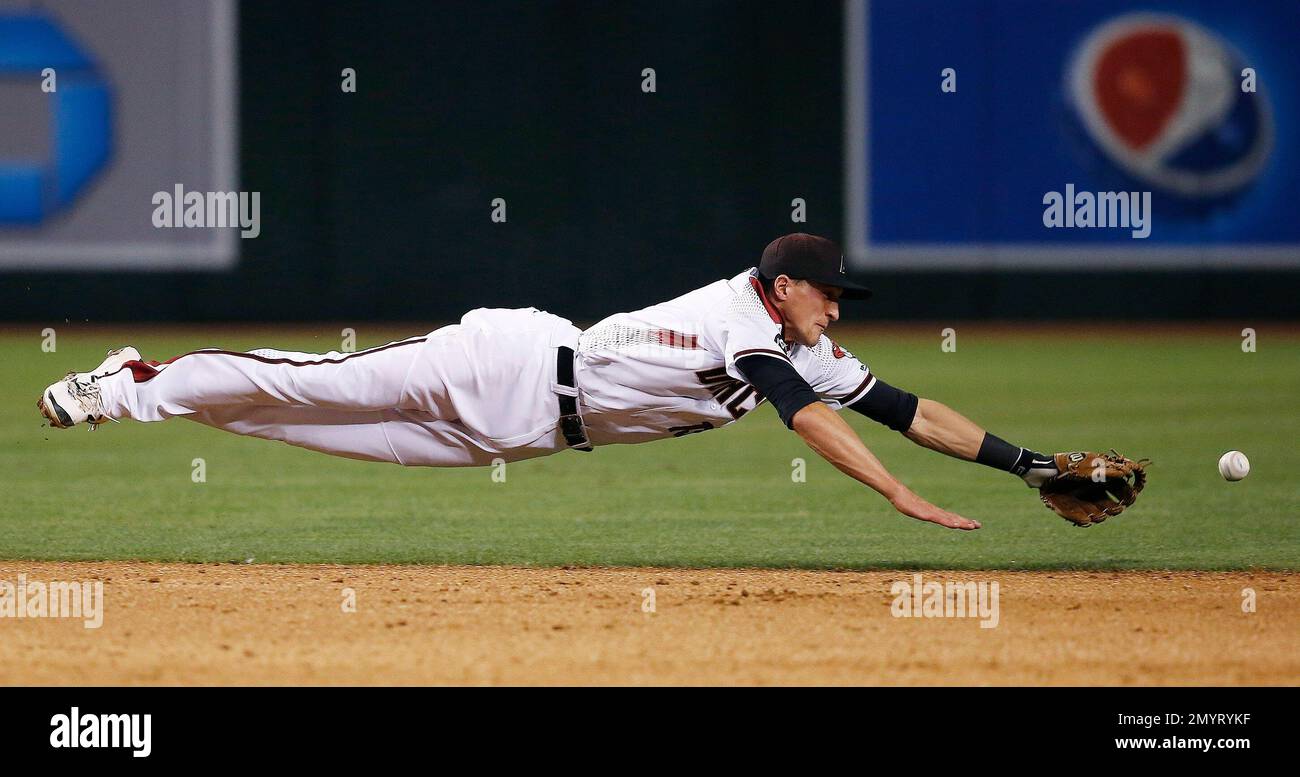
[1218,450,1250,481]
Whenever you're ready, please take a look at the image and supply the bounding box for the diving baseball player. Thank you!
[37,234,1147,529]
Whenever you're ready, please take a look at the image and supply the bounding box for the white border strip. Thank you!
[857,245,1300,270]
[844,0,868,272]
[842,0,1300,270]
[209,0,240,269]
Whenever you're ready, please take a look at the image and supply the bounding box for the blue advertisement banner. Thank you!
[845,0,1300,268]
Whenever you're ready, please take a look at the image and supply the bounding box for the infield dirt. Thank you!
[1,563,1294,685]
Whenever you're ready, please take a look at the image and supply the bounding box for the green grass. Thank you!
[3,324,1298,569]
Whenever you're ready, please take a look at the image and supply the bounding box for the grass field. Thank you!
[4,323,1298,570]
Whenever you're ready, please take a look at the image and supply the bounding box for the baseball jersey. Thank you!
[575,268,876,445]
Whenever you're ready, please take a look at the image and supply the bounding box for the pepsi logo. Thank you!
[1066,13,1272,200]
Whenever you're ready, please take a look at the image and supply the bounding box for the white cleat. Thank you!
[37,346,141,430]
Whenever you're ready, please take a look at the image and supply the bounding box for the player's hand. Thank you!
[889,489,981,530]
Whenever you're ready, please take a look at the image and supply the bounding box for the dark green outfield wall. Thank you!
[2,1,1294,321]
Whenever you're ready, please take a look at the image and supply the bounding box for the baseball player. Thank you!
[37,233,1146,529]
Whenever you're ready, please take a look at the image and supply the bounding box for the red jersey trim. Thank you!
[748,276,784,325]
[122,338,429,383]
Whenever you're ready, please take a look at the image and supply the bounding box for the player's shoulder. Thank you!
[611,268,757,321]
[725,266,759,290]
[724,266,762,297]
[641,271,739,314]
[722,267,782,327]
[668,267,775,333]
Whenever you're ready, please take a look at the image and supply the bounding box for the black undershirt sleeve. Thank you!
[847,377,919,432]
[735,355,820,429]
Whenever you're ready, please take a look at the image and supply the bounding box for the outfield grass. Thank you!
[4,324,1297,569]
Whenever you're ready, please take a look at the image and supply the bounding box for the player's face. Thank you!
[775,278,841,347]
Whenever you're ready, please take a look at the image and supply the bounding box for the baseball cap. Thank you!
[758,233,872,300]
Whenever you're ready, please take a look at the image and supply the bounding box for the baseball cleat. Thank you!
[37,346,140,430]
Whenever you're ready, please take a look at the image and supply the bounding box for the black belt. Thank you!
[556,346,592,452]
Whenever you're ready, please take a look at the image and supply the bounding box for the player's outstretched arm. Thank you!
[900,396,1151,528]
[736,355,979,530]
[903,398,987,460]
[847,380,1060,487]
[900,397,1060,484]
[791,402,981,531]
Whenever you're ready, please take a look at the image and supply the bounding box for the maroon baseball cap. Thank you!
[758,233,872,300]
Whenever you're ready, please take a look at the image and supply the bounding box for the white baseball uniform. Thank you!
[575,268,875,444]
[97,268,877,465]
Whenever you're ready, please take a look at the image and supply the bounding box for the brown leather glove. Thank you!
[1038,450,1150,527]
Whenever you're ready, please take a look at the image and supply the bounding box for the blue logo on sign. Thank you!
[0,14,114,224]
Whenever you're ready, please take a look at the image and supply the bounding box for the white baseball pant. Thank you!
[96,308,582,466]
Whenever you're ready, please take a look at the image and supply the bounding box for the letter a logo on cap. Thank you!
[839,255,846,274]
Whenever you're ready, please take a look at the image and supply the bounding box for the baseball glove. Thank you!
[1037,450,1150,527]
